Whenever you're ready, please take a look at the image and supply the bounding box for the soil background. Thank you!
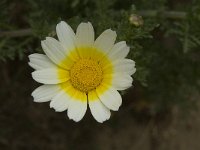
[0,60,200,150]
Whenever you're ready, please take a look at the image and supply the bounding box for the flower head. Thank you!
[29,21,136,123]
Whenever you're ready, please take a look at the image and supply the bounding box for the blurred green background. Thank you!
[1,0,200,149]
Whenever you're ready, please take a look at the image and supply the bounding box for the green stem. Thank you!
[0,29,32,38]
[0,11,187,38]
[138,10,186,19]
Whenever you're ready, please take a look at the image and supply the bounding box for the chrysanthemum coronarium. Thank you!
[29,21,136,123]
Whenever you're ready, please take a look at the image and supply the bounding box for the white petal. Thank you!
[88,90,111,123]
[104,59,136,76]
[109,73,133,91]
[41,37,72,69]
[67,90,87,122]
[96,85,122,111]
[56,21,76,50]
[114,59,136,75]
[32,68,69,84]
[32,85,60,102]
[108,41,130,60]
[76,22,94,47]
[94,29,117,54]
[67,101,87,122]
[28,53,56,70]
[50,90,70,112]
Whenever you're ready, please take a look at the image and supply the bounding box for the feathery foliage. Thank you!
[0,0,200,114]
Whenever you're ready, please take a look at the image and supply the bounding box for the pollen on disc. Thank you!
[70,59,103,93]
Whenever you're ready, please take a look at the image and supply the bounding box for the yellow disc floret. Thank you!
[70,59,103,93]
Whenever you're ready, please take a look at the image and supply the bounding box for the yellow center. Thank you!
[70,59,103,93]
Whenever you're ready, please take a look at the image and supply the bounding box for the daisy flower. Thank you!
[29,21,136,123]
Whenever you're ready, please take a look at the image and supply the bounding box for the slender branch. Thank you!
[0,29,32,38]
[138,10,187,19]
[0,11,187,38]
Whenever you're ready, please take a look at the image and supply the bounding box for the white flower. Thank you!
[29,21,136,123]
